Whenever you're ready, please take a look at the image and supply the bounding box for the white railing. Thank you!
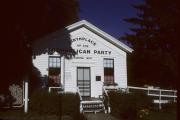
[48,86,64,93]
[76,87,83,113]
[76,87,82,101]
[127,86,177,109]
[102,86,111,113]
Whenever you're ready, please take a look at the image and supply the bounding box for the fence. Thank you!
[127,86,177,109]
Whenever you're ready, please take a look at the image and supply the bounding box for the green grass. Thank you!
[0,108,176,120]
[0,109,58,120]
[0,108,86,120]
[148,110,176,120]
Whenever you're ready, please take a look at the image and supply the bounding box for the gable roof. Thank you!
[66,20,133,53]
[32,20,133,56]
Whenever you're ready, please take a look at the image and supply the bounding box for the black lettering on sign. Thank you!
[77,44,81,47]
[75,57,84,59]
[75,49,111,55]
[94,50,97,54]
[86,57,92,59]
[83,45,88,47]
[87,50,90,54]
[94,50,112,55]
[71,37,96,46]
[76,49,91,54]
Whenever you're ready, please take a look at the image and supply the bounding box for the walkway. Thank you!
[85,113,120,120]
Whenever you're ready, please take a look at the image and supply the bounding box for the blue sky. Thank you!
[79,0,143,39]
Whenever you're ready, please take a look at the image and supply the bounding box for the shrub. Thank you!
[108,90,153,120]
[131,91,153,110]
[61,92,80,120]
[29,89,61,115]
[137,108,150,120]
[161,101,177,112]
[0,93,15,109]
[29,89,81,120]
[79,113,87,120]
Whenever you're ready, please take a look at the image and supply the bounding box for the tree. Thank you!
[0,0,79,94]
[121,0,179,88]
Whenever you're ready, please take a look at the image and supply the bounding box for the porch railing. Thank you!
[76,87,82,101]
[102,86,111,113]
[127,86,177,109]
[76,87,83,113]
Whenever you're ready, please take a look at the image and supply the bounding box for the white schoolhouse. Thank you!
[32,20,133,98]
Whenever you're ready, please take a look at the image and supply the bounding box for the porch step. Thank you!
[81,100,105,113]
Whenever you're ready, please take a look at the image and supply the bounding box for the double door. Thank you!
[77,67,91,97]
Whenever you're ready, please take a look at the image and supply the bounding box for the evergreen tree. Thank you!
[0,0,79,93]
[122,0,179,88]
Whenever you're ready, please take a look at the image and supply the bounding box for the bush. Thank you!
[29,89,61,115]
[137,108,150,120]
[61,92,80,120]
[131,91,153,110]
[161,101,177,112]
[29,89,81,120]
[0,92,16,109]
[108,90,153,120]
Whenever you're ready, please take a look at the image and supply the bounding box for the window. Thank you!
[104,58,114,85]
[48,56,61,86]
[49,56,61,68]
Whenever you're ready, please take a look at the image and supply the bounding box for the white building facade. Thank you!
[33,20,133,98]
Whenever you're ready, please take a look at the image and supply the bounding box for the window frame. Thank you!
[48,56,61,87]
[103,58,114,85]
[48,56,61,68]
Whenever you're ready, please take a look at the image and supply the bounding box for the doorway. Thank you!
[77,67,91,97]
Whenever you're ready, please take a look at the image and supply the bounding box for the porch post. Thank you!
[61,56,65,89]
[24,79,29,113]
[159,90,161,109]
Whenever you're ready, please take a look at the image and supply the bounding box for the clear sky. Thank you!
[79,0,143,39]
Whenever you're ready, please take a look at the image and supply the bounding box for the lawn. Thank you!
[149,110,176,120]
[0,108,59,120]
[0,109,176,120]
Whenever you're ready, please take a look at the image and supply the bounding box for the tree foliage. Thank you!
[0,0,79,93]
[121,0,179,88]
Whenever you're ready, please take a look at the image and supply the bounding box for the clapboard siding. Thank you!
[70,27,127,81]
[115,55,127,88]
[32,20,132,98]
[33,54,49,76]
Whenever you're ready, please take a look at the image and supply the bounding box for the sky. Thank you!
[79,0,144,39]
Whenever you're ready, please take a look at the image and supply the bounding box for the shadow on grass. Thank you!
[0,108,87,120]
[0,108,59,120]
[148,110,176,120]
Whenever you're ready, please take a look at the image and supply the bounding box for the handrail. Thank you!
[127,86,177,109]
[102,86,111,113]
[103,86,109,97]
[127,86,177,98]
[76,87,83,113]
[76,87,82,101]
[128,86,177,92]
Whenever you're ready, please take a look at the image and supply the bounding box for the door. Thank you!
[77,67,91,97]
